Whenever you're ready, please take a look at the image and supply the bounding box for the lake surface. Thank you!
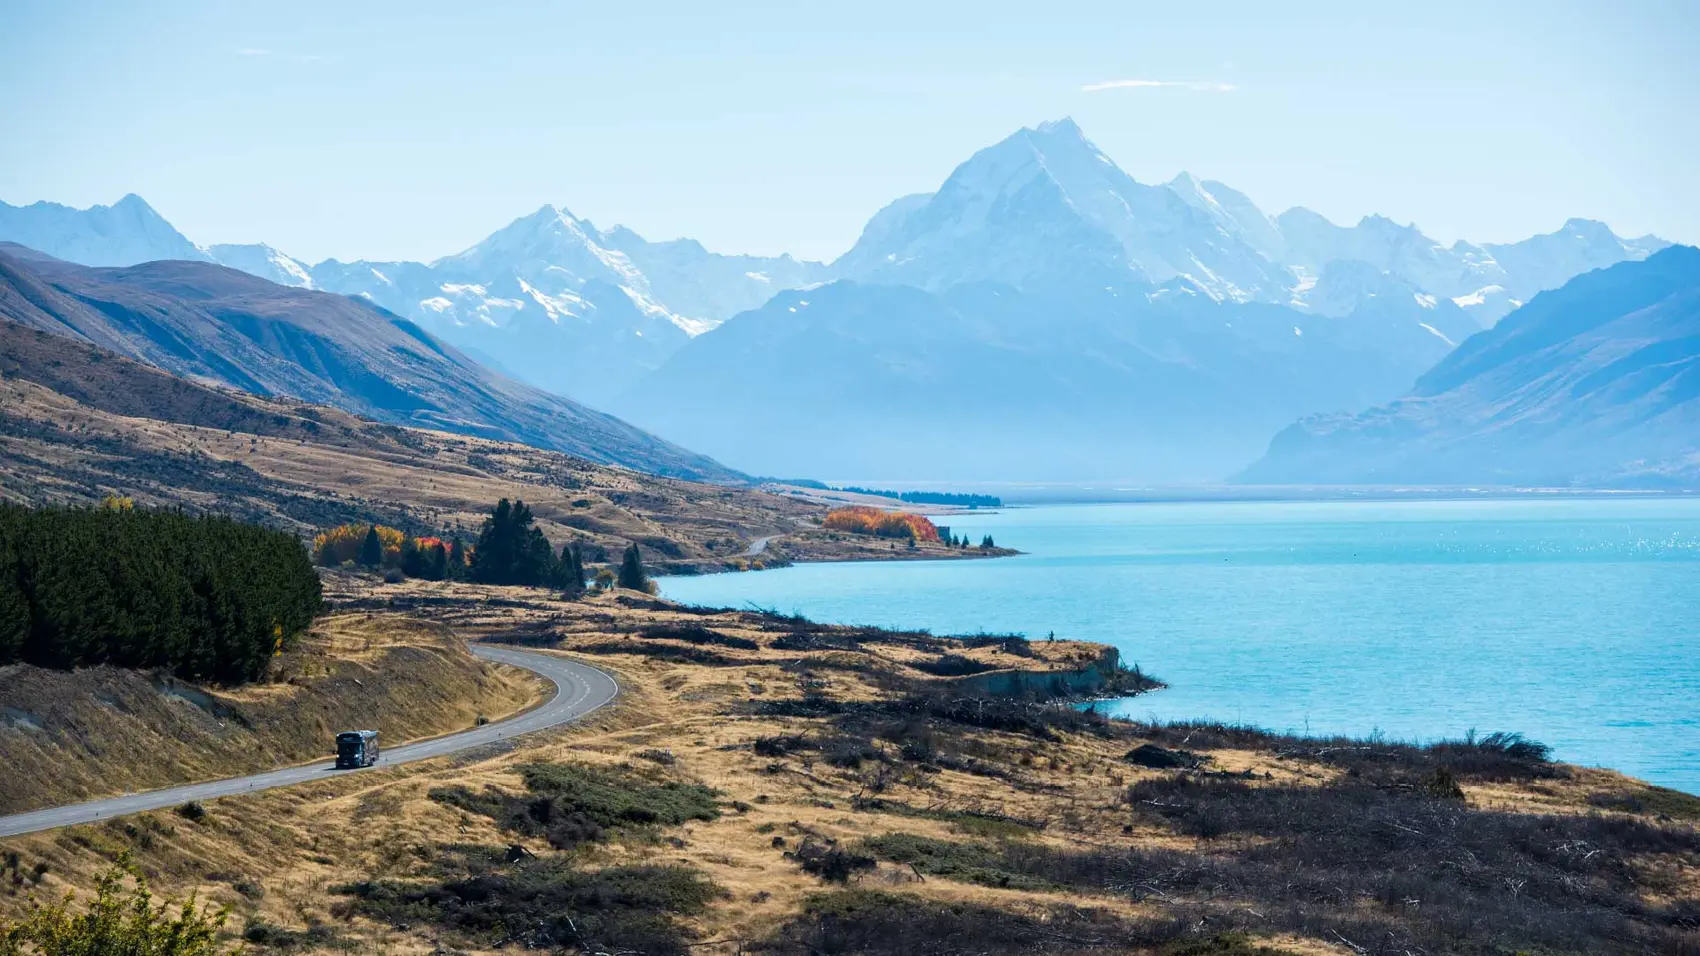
[661,498,1700,794]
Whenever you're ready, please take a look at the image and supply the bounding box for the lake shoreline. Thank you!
[661,497,1700,795]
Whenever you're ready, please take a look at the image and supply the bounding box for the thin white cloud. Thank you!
[1081,79,1237,93]
[236,47,272,56]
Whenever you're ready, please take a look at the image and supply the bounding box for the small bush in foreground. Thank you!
[0,859,236,956]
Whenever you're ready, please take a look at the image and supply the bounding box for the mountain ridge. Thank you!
[0,244,741,482]
[1240,245,1700,487]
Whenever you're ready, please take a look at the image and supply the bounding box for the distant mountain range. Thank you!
[608,278,1482,483]
[0,196,826,405]
[0,243,739,482]
[0,117,1679,484]
[607,120,1673,482]
[835,119,1668,328]
[1241,246,1700,488]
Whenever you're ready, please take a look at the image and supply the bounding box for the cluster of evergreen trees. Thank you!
[834,487,1001,508]
[321,499,652,597]
[0,504,322,683]
[936,527,996,549]
[397,535,454,580]
[468,499,596,596]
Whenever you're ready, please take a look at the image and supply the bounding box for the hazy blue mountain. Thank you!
[1482,218,1670,302]
[301,205,698,403]
[833,118,1295,303]
[0,194,211,267]
[0,197,827,405]
[297,206,830,403]
[0,243,740,482]
[596,226,830,326]
[1270,208,1667,326]
[1,140,1670,432]
[610,278,1468,483]
[207,242,316,288]
[1166,173,1288,264]
[1241,246,1700,488]
[1303,259,1480,348]
[827,119,1666,333]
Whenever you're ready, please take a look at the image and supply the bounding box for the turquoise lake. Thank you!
[660,498,1700,794]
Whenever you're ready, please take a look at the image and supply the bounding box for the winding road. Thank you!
[0,645,619,839]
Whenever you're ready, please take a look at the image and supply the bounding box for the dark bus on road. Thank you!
[335,730,380,769]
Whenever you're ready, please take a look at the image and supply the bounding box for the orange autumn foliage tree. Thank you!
[313,523,405,566]
[822,506,941,542]
[312,526,472,571]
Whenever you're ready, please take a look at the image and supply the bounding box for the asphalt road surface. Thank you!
[0,645,618,838]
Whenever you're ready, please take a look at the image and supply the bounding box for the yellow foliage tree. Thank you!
[312,523,405,566]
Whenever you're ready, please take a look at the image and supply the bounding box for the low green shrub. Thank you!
[336,857,716,955]
[0,859,236,956]
[429,762,720,849]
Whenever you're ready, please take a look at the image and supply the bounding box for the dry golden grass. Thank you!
[0,375,1014,575]
[0,614,541,815]
[2,582,1692,955]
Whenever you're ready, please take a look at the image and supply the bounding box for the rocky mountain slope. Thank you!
[0,244,739,481]
[1241,246,1700,487]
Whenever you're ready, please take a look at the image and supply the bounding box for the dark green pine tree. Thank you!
[426,542,449,581]
[470,499,517,584]
[980,535,995,549]
[399,537,424,578]
[0,503,321,683]
[0,540,27,663]
[471,499,559,587]
[359,525,383,567]
[616,543,649,592]
[448,538,466,579]
[560,541,587,597]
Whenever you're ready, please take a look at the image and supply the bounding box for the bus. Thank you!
[335,729,380,769]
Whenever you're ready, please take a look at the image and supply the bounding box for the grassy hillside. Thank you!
[3,583,1692,955]
[0,614,540,815]
[0,319,1003,573]
[0,245,739,481]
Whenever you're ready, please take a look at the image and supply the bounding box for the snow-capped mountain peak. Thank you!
[836,118,1293,301]
[207,243,314,288]
[0,193,211,266]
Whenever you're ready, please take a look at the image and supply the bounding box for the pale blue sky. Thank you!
[2,1,1695,263]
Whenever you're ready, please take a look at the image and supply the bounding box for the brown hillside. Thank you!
[0,615,540,816]
[0,246,737,481]
[0,318,1007,571]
